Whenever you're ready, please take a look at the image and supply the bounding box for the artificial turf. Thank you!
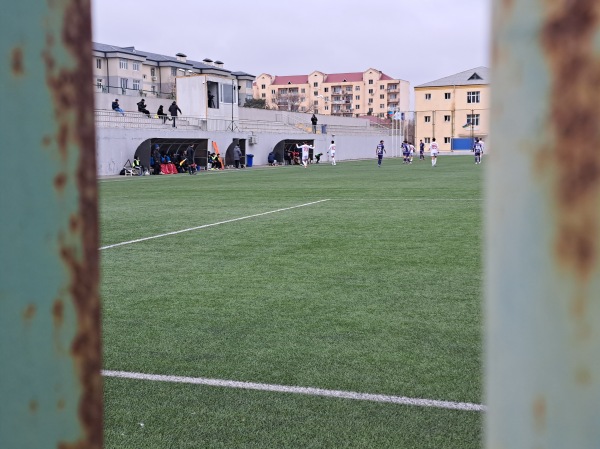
[100,156,484,448]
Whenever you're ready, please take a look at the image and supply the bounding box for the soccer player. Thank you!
[296,142,314,168]
[419,140,425,160]
[328,140,336,165]
[376,140,386,166]
[402,141,410,164]
[409,143,415,164]
[430,138,439,167]
[473,138,483,164]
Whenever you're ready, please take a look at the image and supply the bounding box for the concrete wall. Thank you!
[96,125,387,176]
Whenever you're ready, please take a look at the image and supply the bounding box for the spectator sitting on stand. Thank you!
[137,99,151,117]
[112,99,125,116]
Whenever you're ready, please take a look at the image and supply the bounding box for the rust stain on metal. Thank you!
[11,47,24,76]
[53,299,64,328]
[23,304,36,321]
[54,173,67,192]
[541,2,600,285]
[44,0,102,447]
[532,395,546,433]
[69,214,80,233]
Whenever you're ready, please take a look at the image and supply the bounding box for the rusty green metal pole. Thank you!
[487,1,600,447]
[0,1,102,448]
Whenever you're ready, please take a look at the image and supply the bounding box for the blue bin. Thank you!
[321,124,327,134]
[246,154,254,167]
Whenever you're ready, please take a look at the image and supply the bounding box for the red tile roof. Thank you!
[271,71,397,85]
[272,75,309,85]
[324,72,365,83]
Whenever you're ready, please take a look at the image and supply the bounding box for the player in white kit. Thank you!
[430,138,439,167]
[296,142,314,168]
[328,140,336,165]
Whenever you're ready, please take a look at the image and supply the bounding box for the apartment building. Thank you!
[92,42,255,104]
[253,69,409,117]
[414,66,489,151]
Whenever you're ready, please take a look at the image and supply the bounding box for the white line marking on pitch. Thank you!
[102,370,485,412]
[100,199,330,250]
[332,198,482,201]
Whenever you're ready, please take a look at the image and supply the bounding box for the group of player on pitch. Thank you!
[296,136,484,169]
[295,140,337,168]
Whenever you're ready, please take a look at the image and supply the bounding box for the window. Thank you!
[325,97,329,101]
[222,83,235,103]
[313,82,318,87]
[324,87,329,92]
[368,89,373,94]
[271,89,276,95]
[151,85,156,94]
[301,88,305,93]
[171,67,177,76]
[368,107,373,113]
[133,79,140,90]
[444,137,451,144]
[467,113,480,126]
[368,80,373,85]
[445,92,451,99]
[150,68,156,76]
[424,115,431,123]
[119,59,128,69]
[346,86,352,92]
[261,93,266,98]
[468,72,483,80]
[425,137,431,143]
[380,85,385,90]
[355,95,360,100]
[246,81,252,89]
[120,78,128,90]
[314,100,318,106]
[425,93,431,100]
[261,84,266,89]
[467,91,480,103]
[314,91,318,96]
[355,86,360,91]
[379,104,385,108]
[444,115,451,122]
[96,58,102,69]
[368,98,373,104]
[380,94,385,99]
[355,105,360,110]
[325,105,329,111]
[132,62,140,71]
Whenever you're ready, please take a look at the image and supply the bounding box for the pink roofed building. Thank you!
[252,68,409,118]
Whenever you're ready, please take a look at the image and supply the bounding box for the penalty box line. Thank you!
[102,370,485,412]
[100,199,330,251]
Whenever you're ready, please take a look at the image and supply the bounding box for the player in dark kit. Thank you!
[376,140,386,167]
[419,140,425,160]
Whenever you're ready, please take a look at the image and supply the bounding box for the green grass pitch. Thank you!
[100,155,484,448]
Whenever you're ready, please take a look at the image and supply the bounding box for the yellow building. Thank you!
[253,69,409,118]
[414,66,489,151]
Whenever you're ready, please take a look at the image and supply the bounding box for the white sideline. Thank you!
[100,199,330,250]
[102,370,485,412]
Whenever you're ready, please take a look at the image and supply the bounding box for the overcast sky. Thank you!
[92,0,491,88]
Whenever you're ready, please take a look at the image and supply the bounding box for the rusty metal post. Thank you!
[487,1,600,447]
[0,1,102,448]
